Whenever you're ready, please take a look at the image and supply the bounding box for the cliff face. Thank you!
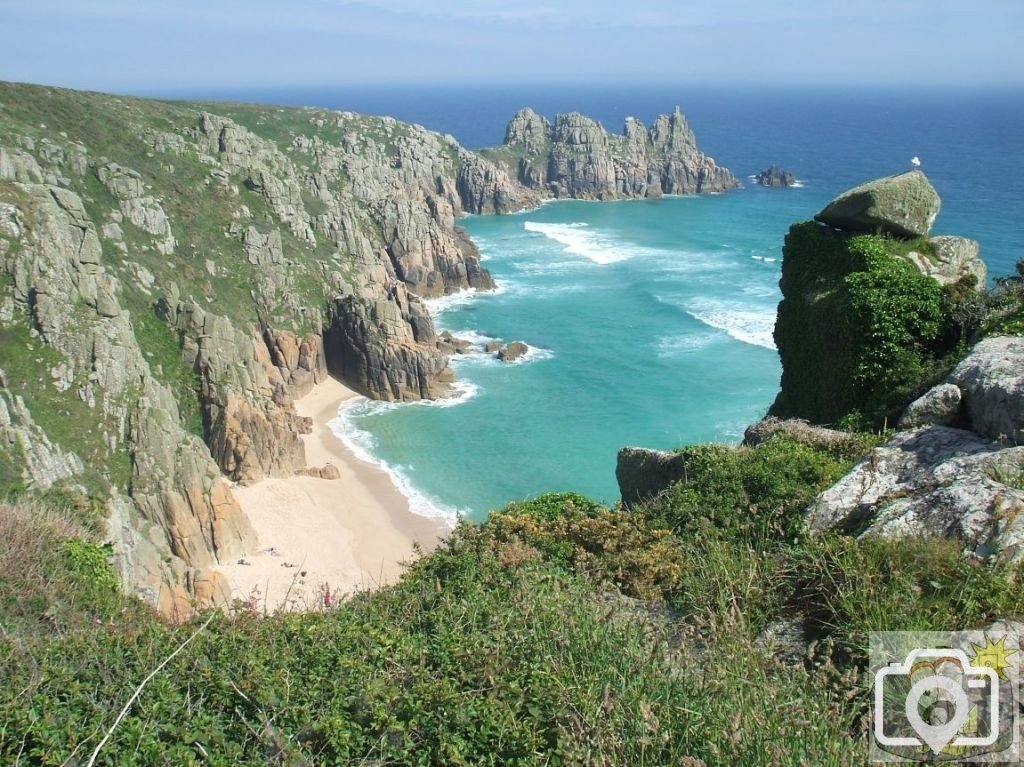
[0,83,527,613]
[0,84,735,615]
[483,106,738,200]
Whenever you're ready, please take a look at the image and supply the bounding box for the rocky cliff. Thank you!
[482,106,737,200]
[0,84,739,614]
[0,83,532,613]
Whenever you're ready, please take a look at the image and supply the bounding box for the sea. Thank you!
[154,84,1024,521]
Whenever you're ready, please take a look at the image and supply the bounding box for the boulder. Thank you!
[806,426,1024,563]
[616,447,685,508]
[814,170,940,238]
[484,340,503,353]
[897,383,963,430]
[755,165,796,188]
[949,336,1024,444]
[497,341,529,362]
[906,235,986,287]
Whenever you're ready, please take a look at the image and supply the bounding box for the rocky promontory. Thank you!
[482,106,737,200]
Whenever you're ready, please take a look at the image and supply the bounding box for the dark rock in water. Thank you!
[497,341,529,362]
[814,170,940,238]
[484,340,503,354]
[616,447,685,508]
[756,165,796,188]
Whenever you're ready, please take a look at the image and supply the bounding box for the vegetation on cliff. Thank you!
[4,433,1023,765]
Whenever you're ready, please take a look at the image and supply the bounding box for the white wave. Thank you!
[656,332,718,357]
[791,180,805,188]
[329,401,467,524]
[751,255,764,261]
[684,298,778,350]
[741,284,779,298]
[423,288,481,315]
[763,258,777,263]
[523,221,633,265]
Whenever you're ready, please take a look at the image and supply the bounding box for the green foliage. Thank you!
[648,438,850,545]
[773,223,971,428]
[788,535,1024,661]
[982,257,1024,336]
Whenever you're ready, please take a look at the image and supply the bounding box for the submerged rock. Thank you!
[814,170,940,238]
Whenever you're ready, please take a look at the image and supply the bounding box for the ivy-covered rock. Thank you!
[770,221,965,428]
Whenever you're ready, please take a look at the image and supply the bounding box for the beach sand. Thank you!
[213,377,449,611]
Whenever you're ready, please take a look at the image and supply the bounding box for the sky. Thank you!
[1,0,1022,92]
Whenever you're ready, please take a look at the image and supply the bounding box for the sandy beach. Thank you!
[214,377,449,611]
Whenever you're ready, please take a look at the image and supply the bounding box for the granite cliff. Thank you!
[0,83,738,614]
[0,84,530,613]
[482,106,737,199]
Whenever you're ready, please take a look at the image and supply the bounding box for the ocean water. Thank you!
[155,84,1024,521]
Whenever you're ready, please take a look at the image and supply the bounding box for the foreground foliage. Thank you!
[2,437,1022,765]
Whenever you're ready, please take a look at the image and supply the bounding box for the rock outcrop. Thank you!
[497,341,529,362]
[814,170,940,238]
[616,447,685,508]
[484,106,737,200]
[755,165,796,188]
[948,336,1024,444]
[770,171,985,427]
[806,426,1024,564]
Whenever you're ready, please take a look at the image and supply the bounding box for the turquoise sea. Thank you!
[159,85,1024,521]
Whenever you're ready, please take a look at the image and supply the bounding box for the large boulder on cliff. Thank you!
[948,335,1024,444]
[814,170,941,238]
[806,426,1024,564]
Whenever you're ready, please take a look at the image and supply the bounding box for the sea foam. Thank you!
[684,298,778,350]
[330,399,470,524]
[523,221,634,264]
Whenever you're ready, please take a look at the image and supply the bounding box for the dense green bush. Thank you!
[644,438,850,545]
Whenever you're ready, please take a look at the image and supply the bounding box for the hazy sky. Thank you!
[1,0,1022,91]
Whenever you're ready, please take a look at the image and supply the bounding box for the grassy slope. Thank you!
[4,438,1022,766]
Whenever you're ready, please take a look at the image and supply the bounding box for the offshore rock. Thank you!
[756,165,796,188]
[490,105,737,200]
[814,170,941,238]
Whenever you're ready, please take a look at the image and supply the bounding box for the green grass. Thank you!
[3,427,1022,765]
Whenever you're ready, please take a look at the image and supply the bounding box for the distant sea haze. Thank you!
[163,84,1024,519]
